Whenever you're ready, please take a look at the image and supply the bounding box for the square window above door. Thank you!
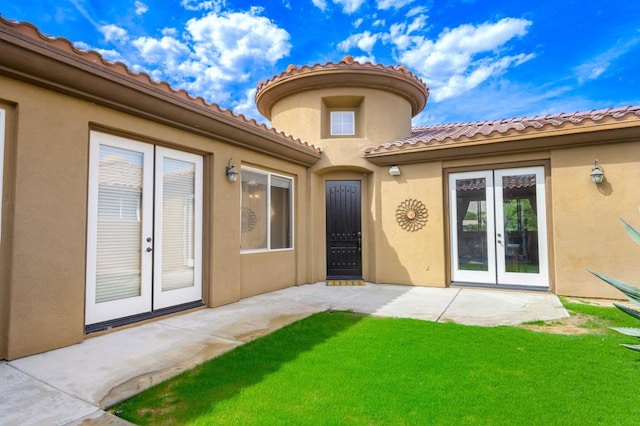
[330,111,355,136]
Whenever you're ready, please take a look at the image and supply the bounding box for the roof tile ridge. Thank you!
[1,16,199,105]
[2,16,321,153]
[257,56,428,93]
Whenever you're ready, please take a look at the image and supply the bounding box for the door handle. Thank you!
[357,237,362,252]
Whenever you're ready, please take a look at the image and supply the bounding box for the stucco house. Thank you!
[1,17,639,360]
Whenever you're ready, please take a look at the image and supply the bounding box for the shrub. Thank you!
[590,218,640,352]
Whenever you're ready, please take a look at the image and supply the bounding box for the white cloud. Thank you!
[433,53,534,101]
[114,10,292,104]
[311,0,327,11]
[134,1,148,15]
[386,14,427,50]
[406,5,427,17]
[99,24,129,42]
[336,0,365,13]
[133,35,191,70]
[181,0,225,12]
[413,80,579,126]
[232,87,263,122]
[161,27,178,37]
[338,31,379,54]
[186,11,290,72]
[310,0,365,14]
[377,0,414,10]
[69,0,102,32]
[353,18,363,28]
[373,19,386,27]
[574,38,640,84]
[352,54,375,64]
[74,41,128,64]
[396,17,533,101]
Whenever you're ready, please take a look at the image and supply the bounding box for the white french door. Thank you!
[449,166,549,288]
[86,132,203,325]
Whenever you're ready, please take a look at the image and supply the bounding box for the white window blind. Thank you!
[161,157,196,291]
[95,145,144,303]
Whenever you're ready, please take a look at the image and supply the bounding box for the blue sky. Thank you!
[3,0,640,126]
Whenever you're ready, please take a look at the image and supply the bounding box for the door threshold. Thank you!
[451,282,550,292]
[85,300,205,334]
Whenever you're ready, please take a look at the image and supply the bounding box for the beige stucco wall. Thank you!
[271,85,419,285]
[0,76,310,359]
[270,87,412,146]
[374,162,447,286]
[551,141,640,298]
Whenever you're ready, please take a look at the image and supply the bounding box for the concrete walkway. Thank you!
[0,283,568,425]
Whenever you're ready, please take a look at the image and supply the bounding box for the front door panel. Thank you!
[326,181,362,279]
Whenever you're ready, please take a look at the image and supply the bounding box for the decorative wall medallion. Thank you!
[241,207,257,233]
[395,199,428,232]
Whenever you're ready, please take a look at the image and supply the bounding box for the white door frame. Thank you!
[153,147,203,309]
[495,167,549,287]
[86,133,203,325]
[449,170,497,284]
[449,166,549,288]
[86,132,154,324]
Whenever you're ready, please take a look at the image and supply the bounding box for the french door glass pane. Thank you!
[241,170,268,250]
[161,158,196,291]
[501,173,540,274]
[270,176,292,249]
[455,178,489,271]
[95,145,143,303]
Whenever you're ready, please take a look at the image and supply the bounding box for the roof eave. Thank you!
[363,121,640,166]
[0,21,322,167]
[256,67,428,120]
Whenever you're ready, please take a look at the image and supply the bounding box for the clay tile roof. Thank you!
[365,106,640,154]
[0,16,321,156]
[255,55,429,119]
[257,55,427,93]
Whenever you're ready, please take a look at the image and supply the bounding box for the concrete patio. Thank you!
[0,282,569,425]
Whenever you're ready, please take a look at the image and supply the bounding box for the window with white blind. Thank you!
[86,131,202,325]
[241,166,293,252]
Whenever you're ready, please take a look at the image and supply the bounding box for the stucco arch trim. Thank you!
[314,165,374,176]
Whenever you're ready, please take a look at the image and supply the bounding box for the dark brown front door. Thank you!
[326,181,362,279]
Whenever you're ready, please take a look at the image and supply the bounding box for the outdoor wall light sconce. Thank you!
[226,158,239,182]
[389,165,401,176]
[590,159,605,184]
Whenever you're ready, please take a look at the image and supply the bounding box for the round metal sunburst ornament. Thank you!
[395,199,428,232]
[241,207,257,233]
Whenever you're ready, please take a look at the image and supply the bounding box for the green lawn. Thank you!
[112,307,640,425]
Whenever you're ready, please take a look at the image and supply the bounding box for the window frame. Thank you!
[330,111,356,136]
[0,108,5,243]
[240,165,294,253]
